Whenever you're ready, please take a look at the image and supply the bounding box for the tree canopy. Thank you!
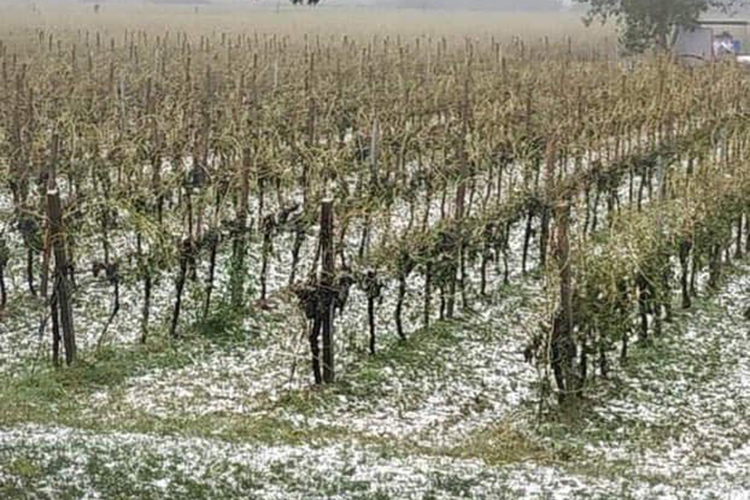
[576,0,746,52]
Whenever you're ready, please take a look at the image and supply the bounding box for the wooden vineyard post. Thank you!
[0,236,7,315]
[47,171,76,366]
[320,199,335,384]
[551,197,576,402]
[230,148,251,310]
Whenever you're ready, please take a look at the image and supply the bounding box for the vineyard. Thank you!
[1,5,750,500]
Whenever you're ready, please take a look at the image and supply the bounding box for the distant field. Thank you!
[1,3,606,40]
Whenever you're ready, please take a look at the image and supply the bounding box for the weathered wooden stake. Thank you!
[0,237,8,314]
[230,149,251,310]
[551,199,576,401]
[320,199,335,383]
[47,170,76,365]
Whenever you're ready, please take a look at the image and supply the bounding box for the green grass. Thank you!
[0,314,470,446]
[446,418,553,466]
[4,263,748,499]
[0,335,188,425]
[0,277,550,480]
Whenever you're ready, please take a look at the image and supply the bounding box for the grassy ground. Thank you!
[2,263,750,498]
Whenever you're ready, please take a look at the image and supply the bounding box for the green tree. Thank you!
[577,0,746,52]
